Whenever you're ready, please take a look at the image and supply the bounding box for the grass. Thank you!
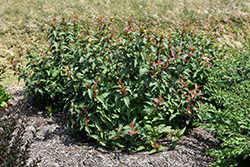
[0,0,249,86]
[1,0,249,53]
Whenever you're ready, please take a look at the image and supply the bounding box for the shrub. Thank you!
[15,14,225,152]
[197,41,250,166]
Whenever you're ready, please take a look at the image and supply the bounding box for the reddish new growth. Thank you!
[117,78,128,97]
[127,121,138,135]
[84,119,90,126]
[152,139,162,149]
[153,94,165,109]
[187,83,203,101]
[92,78,100,100]
[79,107,88,117]
[124,18,135,32]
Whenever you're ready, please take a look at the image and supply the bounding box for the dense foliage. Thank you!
[197,42,250,167]
[15,14,227,153]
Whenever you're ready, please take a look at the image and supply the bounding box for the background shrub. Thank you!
[197,40,250,167]
[16,14,226,152]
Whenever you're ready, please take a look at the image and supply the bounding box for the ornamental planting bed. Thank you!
[5,85,220,167]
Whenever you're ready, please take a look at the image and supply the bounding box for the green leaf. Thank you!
[80,121,84,131]
[38,89,44,96]
[140,67,148,76]
[136,37,142,51]
[169,112,179,121]
[158,145,166,151]
[100,141,107,147]
[52,81,57,88]
[112,113,120,119]
[52,69,59,78]
[124,96,130,108]
[160,126,172,133]
[142,108,153,115]
[102,92,110,98]
[176,127,186,138]
[137,145,145,151]
[134,57,138,68]
[108,133,116,140]
[122,39,126,46]
[88,89,93,100]
[133,140,144,145]
[141,52,147,63]
[117,124,124,134]
[85,126,91,134]
[54,42,59,51]
[176,65,184,74]
[193,70,199,79]
[172,139,178,149]
[150,45,156,53]
[90,134,99,140]
[96,94,108,110]
[46,70,51,76]
[0,101,8,108]
[149,149,157,154]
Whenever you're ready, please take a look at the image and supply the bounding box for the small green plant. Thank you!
[0,85,13,108]
[197,41,250,166]
[15,14,225,152]
[0,65,13,108]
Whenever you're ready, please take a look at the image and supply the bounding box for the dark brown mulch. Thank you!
[4,85,222,167]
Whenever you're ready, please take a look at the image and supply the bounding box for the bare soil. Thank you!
[5,85,222,167]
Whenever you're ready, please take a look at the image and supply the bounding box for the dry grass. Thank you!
[0,0,250,86]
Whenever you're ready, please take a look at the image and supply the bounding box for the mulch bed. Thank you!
[4,85,222,167]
